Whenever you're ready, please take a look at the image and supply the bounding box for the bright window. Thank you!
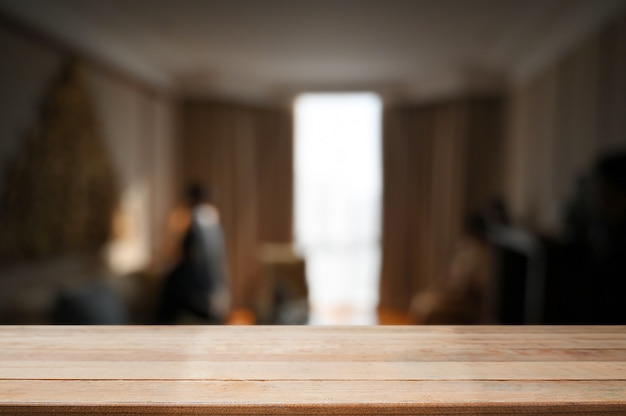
[294,93,382,324]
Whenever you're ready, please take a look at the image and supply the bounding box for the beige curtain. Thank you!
[380,97,504,311]
[181,101,293,309]
[256,108,294,243]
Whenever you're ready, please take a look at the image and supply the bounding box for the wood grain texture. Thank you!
[1,326,625,415]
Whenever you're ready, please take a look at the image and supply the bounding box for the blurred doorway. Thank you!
[294,93,382,324]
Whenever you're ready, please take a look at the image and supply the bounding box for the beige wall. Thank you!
[505,11,626,234]
[84,66,179,273]
[0,23,179,274]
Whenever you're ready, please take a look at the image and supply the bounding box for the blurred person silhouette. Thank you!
[157,183,230,324]
[410,213,492,324]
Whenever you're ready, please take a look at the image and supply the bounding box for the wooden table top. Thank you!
[1,325,625,415]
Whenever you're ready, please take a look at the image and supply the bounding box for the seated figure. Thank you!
[411,214,492,324]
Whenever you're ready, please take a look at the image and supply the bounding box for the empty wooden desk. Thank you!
[1,325,625,414]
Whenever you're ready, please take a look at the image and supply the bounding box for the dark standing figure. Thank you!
[558,152,626,323]
[157,184,230,323]
[584,153,626,323]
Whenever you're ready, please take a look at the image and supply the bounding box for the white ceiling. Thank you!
[1,0,625,102]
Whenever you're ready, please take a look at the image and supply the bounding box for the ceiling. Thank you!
[1,0,625,102]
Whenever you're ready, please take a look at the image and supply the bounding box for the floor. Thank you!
[228,307,410,325]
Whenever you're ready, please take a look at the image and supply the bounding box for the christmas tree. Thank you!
[0,60,118,262]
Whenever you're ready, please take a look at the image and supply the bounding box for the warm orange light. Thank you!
[227,308,255,325]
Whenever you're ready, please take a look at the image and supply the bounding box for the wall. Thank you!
[0,21,179,275]
[505,11,626,234]
[85,65,179,274]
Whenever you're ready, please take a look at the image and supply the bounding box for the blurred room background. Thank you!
[1,0,625,325]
